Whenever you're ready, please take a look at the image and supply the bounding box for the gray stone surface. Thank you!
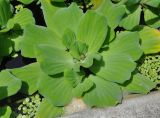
[62,92,160,118]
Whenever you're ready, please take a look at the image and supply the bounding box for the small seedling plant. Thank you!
[0,0,160,117]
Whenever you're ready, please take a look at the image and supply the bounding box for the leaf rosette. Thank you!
[19,2,155,109]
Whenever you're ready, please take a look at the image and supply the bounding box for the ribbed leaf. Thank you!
[0,34,12,57]
[42,2,83,37]
[18,0,34,4]
[91,53,136,84]
[122,73,156,94]
[36,44,74,75]
[0,70,21,100]
[109,32,143,61]
[144,8,160,28]
[139,26,160,54]
[11,63,44,95]
[77,11,108,53]
[7,8,35,29]
[20,24,64,58]
[0,0,12,28]
[91,32,142,84]
[83,75,122,107]
[40,0,66,29]
[0,106,12,118]
[120,5,141,30]
[38,74,73,106]
[35,98,64,118]
[96,0,125,28]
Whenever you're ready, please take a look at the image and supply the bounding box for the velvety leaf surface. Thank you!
[38,74,73,106]
[96,0,125,28]
[109,32,143,61]
[139,26,160,54]
[18,0,34,4]
[122,73,156,94]
[20,24,64,58]
[119,5,141,30]
[0,0,12,28]
[83,75,122,107]
[49,3,83,37]
[11,63,43,95]
[7,8,35,29]
[91,53,136,84]
[40,0,66,29]
[91,32,142,84]
[77,11,108,53]
[144,8,160,28]
[0,106,11,118]
[0,34,13,57]
[35,98,64,118]
[36,44,74,75]
[0,70,21,100]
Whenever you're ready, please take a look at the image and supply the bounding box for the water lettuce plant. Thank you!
[0,0,160,117]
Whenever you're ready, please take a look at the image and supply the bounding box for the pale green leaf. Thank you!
[90,53,136,84]
[7,8,35,29]
[43,2,83,37]
[18,0,34,4]
[0,106,12,118]
[11,63,44,95]
[96,0,126,28]
[40,0,66,29]
[119,5,141,30]
[20,24,64,58]
[35,98,64,118]
[109,31,143,61]
[122,73,156,94]
[143,0,160,7]
[139,26,160,54]
[36,44,74,75]
[83,75,122,107]
[144,8,160,28]
[38,75,73,106]
[77,11,108,53]
[0,70,21,100]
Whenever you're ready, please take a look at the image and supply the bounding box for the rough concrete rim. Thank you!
[61,91,160,118]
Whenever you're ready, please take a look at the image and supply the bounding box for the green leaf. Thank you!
[20,24,64,58]
[91,53,136,84]
[91,32,142,84]
[0,34,13,57]
[7,8,35,30]
[83,75,122,107]
[36,44,74,75]
[144,8,160,28]
[0,0,12,28]
[0,70,21,100]
[38,74,73,106]
[18,0,34,4]
[143,0,160,7]
[0,106,12,118]
[77,11,108,53]
[73,79,94,97]
[139,26,160,54]
[119,5,141,30]
[35,98,64,118]
[96,0,126,28]
[40,0,66,28]
[122,73,156,94]
[11,63,44,95]
[109,32,143,61]
[43,2,83,37]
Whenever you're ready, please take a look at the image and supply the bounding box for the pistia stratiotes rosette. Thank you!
[18,3,156,110]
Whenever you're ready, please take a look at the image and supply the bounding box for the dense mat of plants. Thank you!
[0,0,160,117]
